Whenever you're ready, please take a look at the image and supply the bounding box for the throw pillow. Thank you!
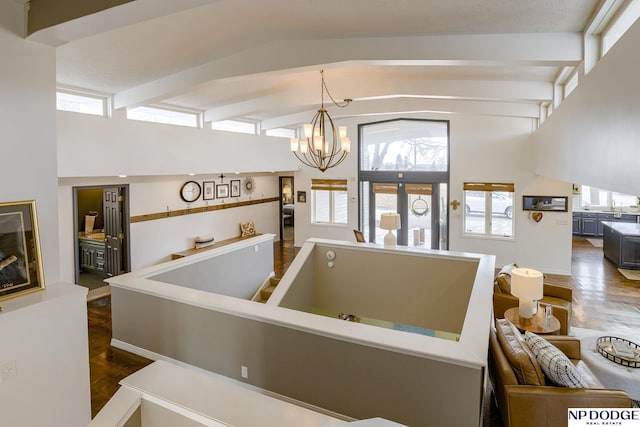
[495,319,545,386]
[240,221,256,237]
[494,262,518,294]
[524,331,587,388]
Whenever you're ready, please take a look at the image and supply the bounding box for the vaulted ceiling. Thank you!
[27,0,623,130]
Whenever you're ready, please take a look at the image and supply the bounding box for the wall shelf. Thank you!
[131,196,279,223]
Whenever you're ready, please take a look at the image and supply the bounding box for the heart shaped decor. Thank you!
[531,212,543,223]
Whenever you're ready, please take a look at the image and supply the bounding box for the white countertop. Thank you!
[600,221,640,236]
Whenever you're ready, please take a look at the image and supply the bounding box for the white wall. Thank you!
[0,5,90,425]
[57,110,300,177]
[292,113,573,274]
[0,284,91,427]
[531,18,640,198]
[1,2,60,282]
[58,174,281,278]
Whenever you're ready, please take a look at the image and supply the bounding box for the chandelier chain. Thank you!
[321,70,351,109]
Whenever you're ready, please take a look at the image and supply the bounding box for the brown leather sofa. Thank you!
[488,320,632,427]
[494,263,573,335]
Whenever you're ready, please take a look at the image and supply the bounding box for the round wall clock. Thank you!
[180,180,202,202]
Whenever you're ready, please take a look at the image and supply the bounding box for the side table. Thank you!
[504,307,560,335]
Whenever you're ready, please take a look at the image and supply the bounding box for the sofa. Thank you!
[488,319,632,427]
[493,263,573,335]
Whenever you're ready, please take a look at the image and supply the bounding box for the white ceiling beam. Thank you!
[114,32,581,109]
[204,78,553,122]
[261,98,541,130]
[27,0,220,46]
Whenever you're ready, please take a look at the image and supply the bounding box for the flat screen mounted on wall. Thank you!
[522,196,568,212]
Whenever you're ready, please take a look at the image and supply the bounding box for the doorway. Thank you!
[74,185,131,292]
[363,182,448,249]
[279,176,294,242]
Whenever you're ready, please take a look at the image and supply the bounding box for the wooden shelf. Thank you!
[131,197,279,223]
[171,234,262,260]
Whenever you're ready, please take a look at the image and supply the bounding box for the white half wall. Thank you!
[56,110,300,177]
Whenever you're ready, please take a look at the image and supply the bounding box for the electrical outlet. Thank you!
[1,360,16,378]
[241,366,248,379]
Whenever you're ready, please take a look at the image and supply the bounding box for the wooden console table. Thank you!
[171,234,262,260]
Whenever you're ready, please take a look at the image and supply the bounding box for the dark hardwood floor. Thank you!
[87,237,640,422]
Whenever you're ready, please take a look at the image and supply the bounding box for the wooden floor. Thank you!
[86,237,640,422]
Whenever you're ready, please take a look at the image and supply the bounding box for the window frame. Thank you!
[56,88,110,117]
[463,182,515,239]
[311,179,349,226]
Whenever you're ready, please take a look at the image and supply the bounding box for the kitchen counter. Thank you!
[601,221,640,269]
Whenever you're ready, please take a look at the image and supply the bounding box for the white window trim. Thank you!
[462,187,515,240]
[311,189,349,225]
[56,86,111,117]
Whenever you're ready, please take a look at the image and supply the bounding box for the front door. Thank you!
[366,182,446,249]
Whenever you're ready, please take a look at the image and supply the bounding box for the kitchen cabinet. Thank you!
[573,212,639,237]
[572,213,581,235]
[581,212,598,236]
[602,221,640,269]
[79,239,105,272]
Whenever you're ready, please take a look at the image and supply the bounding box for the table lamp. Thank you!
[510,267,543,324]
[380,213,401,247]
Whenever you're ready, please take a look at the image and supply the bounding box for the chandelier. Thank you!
[290,70,352,172]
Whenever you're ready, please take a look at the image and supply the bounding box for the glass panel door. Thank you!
[369,183,398,244]
[406,184,432,248]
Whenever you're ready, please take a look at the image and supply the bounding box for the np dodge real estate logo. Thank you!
[568,409,640,426]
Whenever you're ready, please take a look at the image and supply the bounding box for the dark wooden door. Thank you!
[103,187,124,277]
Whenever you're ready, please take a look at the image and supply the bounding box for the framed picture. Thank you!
[353,230,365,243]
[216,183,229,198]
[230,180,241,197]
[0,200,45,301]
[522,196,568,212]
[297,191,306,203]
[203,181,215,200]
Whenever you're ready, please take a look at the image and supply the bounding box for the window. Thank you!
[360,119,449,172]
[127,106,199,127]
[579,185,638,209]
[265,128,296,138]
[602,0,640,56]
[311,179,348,225]
[463,182,514,238]
[211,120,256,134]
[56,90,108,116]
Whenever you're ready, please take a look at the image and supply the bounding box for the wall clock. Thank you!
[180,180,202,202]
[245,176,255,193]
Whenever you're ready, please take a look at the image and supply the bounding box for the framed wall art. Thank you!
[297,191,306,203]
[203,181,215,200]
[0,200,45,301]
[230,180,241,197]
[216,183,229,198]
[522,196,568,212]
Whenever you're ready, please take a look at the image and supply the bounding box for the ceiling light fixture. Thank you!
[290,70,352,172]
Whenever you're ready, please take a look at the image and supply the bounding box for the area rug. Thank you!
[587,238,603,248]
[618,268,640,281]
[571,327,640,404]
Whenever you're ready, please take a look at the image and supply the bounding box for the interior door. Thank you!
[103,187,124,277]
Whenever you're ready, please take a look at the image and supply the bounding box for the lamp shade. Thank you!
[510,268,543,301]
[380,213,401,230]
